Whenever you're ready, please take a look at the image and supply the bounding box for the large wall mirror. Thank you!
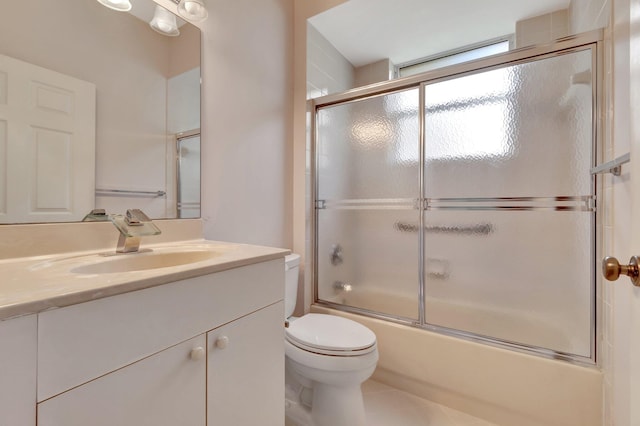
[307,0,606,97]
[0,0,201,224]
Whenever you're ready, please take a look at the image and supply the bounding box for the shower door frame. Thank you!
[175,128,201,219]
[310,29,604,365]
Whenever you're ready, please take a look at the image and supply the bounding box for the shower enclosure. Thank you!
[312,32,601,362]
[176,131,201,219]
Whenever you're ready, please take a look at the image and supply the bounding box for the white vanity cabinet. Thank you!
[0,315,37,426]
[207,302,284,425]
[33,258,284,426]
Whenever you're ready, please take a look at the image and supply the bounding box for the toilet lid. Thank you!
[286,314,376,354]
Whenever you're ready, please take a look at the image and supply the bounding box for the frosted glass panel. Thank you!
[316,89,419,200]
[317,209,419,319]
[424,49,593,198]
[423,210,592,356]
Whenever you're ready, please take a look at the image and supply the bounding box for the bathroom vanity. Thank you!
[0,227,287,426]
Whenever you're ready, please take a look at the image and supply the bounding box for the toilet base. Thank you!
[311,383,366,426]
[285,361,370,426]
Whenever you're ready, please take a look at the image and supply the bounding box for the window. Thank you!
[397,38,511,78]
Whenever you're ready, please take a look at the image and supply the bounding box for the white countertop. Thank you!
[0,239,289,321]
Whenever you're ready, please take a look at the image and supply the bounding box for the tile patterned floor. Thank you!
[286,379,498,426]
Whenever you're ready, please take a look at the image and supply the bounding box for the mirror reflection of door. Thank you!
[176,132,200,219]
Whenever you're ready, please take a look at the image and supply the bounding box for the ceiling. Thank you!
[309,0,571,68]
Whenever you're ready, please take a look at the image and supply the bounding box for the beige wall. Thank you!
[168,24,201,78]
[293,0,350,313]
[198,0,294,248]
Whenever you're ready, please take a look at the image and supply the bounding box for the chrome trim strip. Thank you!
[590,39,603,364]
[319,199,416,210]
[428,206,593,212]
[321,198,418,206]
[418,83,426,326]
[311,98,320,305]
[313,30,603,108]
[428,196,592,203]
[318,196,594,211]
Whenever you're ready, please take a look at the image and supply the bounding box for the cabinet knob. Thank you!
[190,346,205,360]
[215,335,229,349]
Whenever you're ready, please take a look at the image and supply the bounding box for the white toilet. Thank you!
[284,254,379,426]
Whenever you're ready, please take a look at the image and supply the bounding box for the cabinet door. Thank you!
[38,335,206,426]
[207,302,284,426]
[0,315,36,426]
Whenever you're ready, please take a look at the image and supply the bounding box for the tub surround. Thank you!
[313,306,603,426]
[0,219,288,320]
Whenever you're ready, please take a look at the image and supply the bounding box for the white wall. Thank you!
[199,0,294,249]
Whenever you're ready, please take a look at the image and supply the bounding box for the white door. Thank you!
[0,54,95,223]
[628,0,640,423]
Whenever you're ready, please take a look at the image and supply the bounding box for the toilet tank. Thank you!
[285,254,301,318]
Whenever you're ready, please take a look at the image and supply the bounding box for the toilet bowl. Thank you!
[284,254,378,426]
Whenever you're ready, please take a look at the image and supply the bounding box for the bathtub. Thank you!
[325,288,579,355]
[312,290,602,426]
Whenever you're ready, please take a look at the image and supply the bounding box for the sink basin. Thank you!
[70,249,216,274]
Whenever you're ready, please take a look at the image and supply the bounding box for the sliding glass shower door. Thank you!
[316,89,421,320]
[314,36,598,361]
[422,49,594,357]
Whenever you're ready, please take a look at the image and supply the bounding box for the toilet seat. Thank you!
[286,314,376,356]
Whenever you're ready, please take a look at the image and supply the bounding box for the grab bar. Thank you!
[96,188,166,198]
[395,222,493,235]
[591,153,630,176]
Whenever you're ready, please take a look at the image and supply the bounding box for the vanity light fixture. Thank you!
[96,0,132,12]
[176,0,208,22]
[150,5,180,37]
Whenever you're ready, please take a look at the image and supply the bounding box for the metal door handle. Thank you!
[602,256,640,286]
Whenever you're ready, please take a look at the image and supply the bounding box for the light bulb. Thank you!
[150,6,180,37]
[177,0,208,22]
[96,0,132,12]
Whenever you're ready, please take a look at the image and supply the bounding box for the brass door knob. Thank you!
[602,256,640,286]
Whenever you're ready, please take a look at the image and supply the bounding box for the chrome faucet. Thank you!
[110,209,161,253]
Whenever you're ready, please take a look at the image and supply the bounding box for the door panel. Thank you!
[0,53,95,223]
